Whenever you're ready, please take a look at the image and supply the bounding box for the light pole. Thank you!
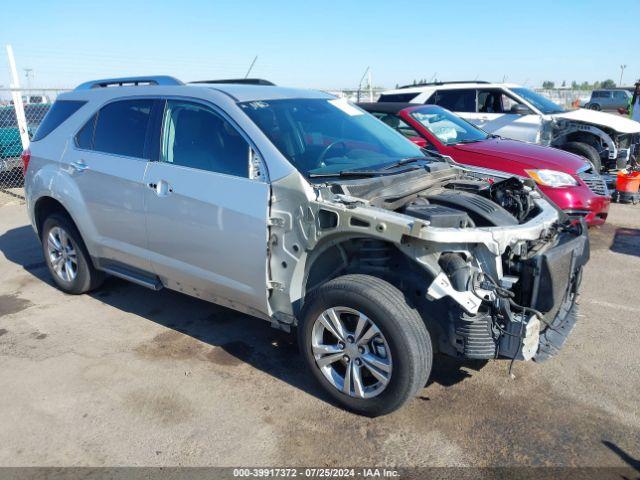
[619,64,627,87]
[24,68,33,90]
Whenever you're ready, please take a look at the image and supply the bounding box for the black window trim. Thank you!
[152,95,269,182]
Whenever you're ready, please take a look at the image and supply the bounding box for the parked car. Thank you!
[378,81,640,172]
[0,103,50,175]
[24,76,589,416]
[585,89,632,111]
[359,102,610,226]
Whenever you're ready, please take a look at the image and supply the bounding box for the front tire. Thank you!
[299,274,432,416]
[561,141,602,172]
[41,213,104,294]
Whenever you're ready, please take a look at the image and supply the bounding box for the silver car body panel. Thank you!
[25,81,561,323]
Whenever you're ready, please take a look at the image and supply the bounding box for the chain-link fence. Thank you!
[0,89,68,200]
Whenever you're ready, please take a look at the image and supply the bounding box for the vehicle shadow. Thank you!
[589,224,640,258]
[0,224,480,407]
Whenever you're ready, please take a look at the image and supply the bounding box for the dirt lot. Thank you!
[0,200,638,468]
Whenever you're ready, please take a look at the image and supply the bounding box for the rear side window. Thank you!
[378,92,419,103]
[32,101,85,141]
[433,89,477,112]
[93,99,153,158]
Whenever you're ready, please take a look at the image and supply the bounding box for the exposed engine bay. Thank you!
[267,162,589,363]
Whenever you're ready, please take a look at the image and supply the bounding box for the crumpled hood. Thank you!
[553,108,640,134]
[452,138,588,174]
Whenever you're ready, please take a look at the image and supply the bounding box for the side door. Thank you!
[65,98,157,272]
[612,91,628,110]
[475,88,541,143]
[143,99,270,315]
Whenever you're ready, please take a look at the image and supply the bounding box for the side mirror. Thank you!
[510,103,532,115]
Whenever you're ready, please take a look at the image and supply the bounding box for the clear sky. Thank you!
[0,0,638,90]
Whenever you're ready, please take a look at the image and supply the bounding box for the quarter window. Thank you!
[93,99,153,158]
[161,100,249,177]
[31,101,85,141]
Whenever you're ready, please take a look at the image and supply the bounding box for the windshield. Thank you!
[239,98,425,177]
[511,87,565,114]
[409,107,489,145]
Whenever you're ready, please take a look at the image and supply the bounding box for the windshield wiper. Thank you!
[381,157,426,170]
[308,170,387,178]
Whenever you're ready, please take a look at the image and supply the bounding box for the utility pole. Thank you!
[619,64,627,87]
[24,68,33,90]
[357,66,370,102]
[368,69,373,102]
[244,56,258,79]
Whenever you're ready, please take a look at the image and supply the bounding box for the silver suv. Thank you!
[24,76,589,416]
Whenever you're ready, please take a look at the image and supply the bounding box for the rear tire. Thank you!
[561,141,602,173]
[298,274,432,416]
[588,103,601,111]
[41,213,104,294]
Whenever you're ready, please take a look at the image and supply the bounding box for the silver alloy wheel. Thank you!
[46,226,78,283]
[311,306,392,399]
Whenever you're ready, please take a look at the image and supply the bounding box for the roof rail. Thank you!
[189,78,275,86]
[398,80,489,89]
[75,75,183,90]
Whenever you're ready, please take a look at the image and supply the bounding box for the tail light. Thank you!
[21,148,31,176]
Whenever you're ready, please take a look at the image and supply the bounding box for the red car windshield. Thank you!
[409,107,489,145]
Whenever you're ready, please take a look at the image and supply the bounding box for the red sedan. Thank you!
[359,103,610,226]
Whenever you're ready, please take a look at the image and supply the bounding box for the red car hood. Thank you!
[451,138,588,174]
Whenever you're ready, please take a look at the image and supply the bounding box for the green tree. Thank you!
[600,79,616,88]
[542,81,555,89]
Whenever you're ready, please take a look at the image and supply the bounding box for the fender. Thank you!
[552,122,617,159]
[28,160,101,258]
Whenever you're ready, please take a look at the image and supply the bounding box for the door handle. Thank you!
[71,160,89,172]
[149,180,173,196]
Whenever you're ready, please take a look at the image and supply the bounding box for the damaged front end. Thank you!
[267,163,589,363]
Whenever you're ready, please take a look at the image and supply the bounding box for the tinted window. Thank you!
[378,92,419,103]
[433,89,476,112]
[613,91,628,99]
[161,100,249,177]
[93,99,153,158]
[32,101,84,141]
[75,114,96,149]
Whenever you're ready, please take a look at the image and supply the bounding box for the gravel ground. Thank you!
[0,201,638,468]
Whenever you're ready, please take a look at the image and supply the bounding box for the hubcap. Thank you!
[46,226,78,282]
[311,307,392,399]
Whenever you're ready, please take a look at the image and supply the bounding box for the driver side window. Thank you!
[478,89,520,113]
[161,100,249,178]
